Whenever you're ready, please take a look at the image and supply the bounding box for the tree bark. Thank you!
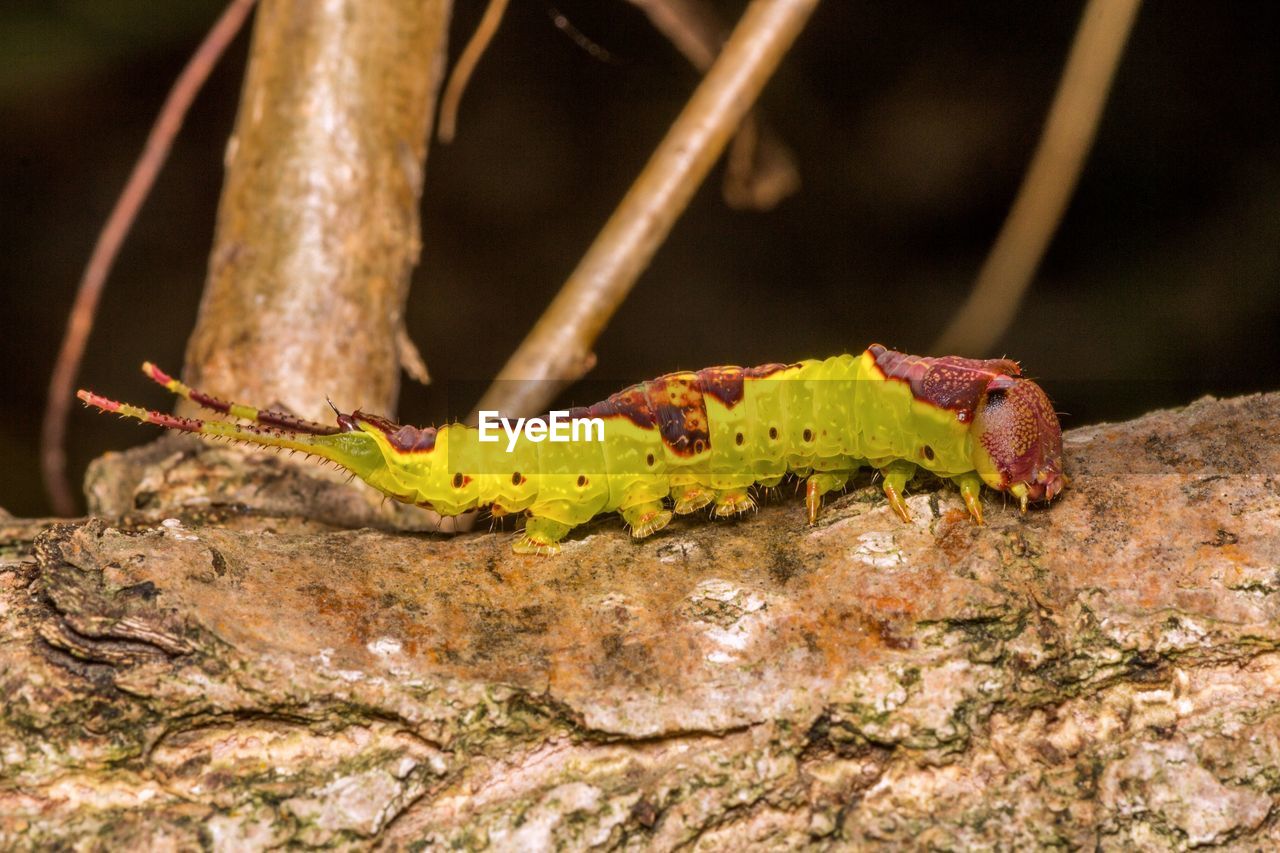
[3,392,1279,848]
[183,0,451,421]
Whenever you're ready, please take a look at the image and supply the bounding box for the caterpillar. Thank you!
[77,345,1065,555]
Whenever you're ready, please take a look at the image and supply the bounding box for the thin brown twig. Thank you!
[722,109,798,210]
[437,0,509,143]
[41,0,258,517]
[547,6,616,62]
[933,0,1142,356]
[396,322,431,385]
[627,0,721,68]
[475,0,819,419]
[627,0,799,209]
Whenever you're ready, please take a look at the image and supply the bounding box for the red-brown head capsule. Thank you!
[970,375,1065,510]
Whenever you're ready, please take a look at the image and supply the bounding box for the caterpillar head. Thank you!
[970,375,1065,511]
[335,410,441,506]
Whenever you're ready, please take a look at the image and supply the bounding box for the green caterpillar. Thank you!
[78,345,1065,554]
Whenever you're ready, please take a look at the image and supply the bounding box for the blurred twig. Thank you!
[475,0,819,419]
[933,0,1141,356]
[628,0,799,209]
[396,323,432,385]
[628,0,721,67]
[547,6,616,62]
[41,0,258,517]
[437,0,509,143]
[722,111,799,210]
[439,0,798,208]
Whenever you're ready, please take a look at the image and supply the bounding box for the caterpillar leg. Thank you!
[953,472,986,525]
[712,488,755,518]
[1010,482,1030,515]
[513,516,572,556]
[620,501,673,539]
[805,472,849,524]
[670,483,714,515]
[879,460,918,523]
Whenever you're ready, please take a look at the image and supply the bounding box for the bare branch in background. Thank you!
[476,0,820,420]
[171,0,452,532]
[41,0,258,517]
[396,323,432,385]
[723,111,799,209]
[933,0,1142,357]
[181,0,451,424]
[437,0,509,144]
[628,0,721,67]
[628,0,800,209]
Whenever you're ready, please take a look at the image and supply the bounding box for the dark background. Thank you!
[4,1,1278,517]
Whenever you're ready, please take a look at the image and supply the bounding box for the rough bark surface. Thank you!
[2,393,1279,849]
[182,0,450,422]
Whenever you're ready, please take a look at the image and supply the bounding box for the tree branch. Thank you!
[6,392,1279,846]
[181,0,452,423]
[476,0,819,420]
[627,0,800,210]
[41,0,258,517]
[934,0,1141,356]
[436,0,509,144]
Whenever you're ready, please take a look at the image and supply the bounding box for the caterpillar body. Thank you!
[78,345,1065,555]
